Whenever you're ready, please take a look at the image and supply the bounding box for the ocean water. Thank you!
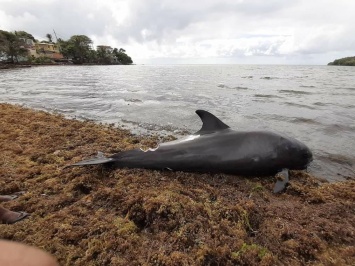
[1,65,354,181]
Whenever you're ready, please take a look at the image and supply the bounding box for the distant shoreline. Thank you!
[328,56,355,66]
[0,63,134,70]
[0,64,32,69]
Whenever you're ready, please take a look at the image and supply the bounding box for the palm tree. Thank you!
[46,33,53,43]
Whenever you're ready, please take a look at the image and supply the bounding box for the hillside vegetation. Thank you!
[328,56,355,66]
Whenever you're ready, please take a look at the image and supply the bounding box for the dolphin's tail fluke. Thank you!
[71,152,114,166]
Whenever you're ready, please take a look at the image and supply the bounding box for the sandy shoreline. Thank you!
[0,103,354,265]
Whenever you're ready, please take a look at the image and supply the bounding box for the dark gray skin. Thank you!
[72,110,313,192]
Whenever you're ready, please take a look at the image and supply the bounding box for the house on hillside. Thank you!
[18,38,37,59]
[18,38,64,61]
[35,42,64,60]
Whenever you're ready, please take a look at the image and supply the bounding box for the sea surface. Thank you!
[1,65,354,181]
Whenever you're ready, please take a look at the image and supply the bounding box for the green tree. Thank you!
[112,48,133,65]
[60,35,93,64]
[0,31,7,58]
[46,33,53,43]
[86,49,97,64]
[14,31,36,41]
[0,30,28,63]
[96,46,113,64]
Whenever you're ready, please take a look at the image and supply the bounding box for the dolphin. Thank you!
[71,110,313,193]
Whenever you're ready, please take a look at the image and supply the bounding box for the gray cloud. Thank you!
[109,0,299,43]
[0,0,354,64]
[0,0,114,40]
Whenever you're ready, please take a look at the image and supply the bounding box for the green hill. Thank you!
[328,56,355,66]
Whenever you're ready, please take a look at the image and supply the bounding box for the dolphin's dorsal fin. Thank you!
[194,110,230,135]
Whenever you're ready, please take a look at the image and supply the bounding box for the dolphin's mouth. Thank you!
[303,149,313,167]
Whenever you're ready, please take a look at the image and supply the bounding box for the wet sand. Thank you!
[0,103,354,265]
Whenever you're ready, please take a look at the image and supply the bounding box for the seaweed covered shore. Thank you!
[0,103,354,265]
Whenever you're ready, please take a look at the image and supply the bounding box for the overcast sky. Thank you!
[1,0,354,65]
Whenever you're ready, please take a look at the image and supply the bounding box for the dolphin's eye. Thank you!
[302,149,312,159]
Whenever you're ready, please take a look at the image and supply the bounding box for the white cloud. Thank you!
[0,0,354,64]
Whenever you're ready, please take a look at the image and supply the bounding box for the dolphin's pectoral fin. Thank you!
[273,169,289,193]
[194,110,230,135]
[71,152,114,166]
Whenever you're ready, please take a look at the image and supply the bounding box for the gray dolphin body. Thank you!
[72,110,313,192]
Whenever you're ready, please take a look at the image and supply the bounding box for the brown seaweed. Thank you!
[0,103,354,265]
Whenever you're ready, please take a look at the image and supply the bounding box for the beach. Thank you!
[0,103,354,265]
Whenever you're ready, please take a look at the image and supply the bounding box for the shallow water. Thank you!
[1,65,354,181]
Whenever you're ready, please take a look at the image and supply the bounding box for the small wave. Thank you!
[313,102,329,106]
[22,91,45,95]
[76,93,99,99]
[121,119,189,136]
[260,76,279,80]
[341,104,355,109]
[294,75,309,78]
[330,92,354,96]
[340,87,355,91]
[324,124,355,134]
[217,84,248,90]
[144,100,161,105]
[300,85,315,88]
[317,153,355,168]
[125,98,143,103]
[254,94,282,99]
[290,117,322,125]
[241,76,253,79]
[60,109,76,114]
[284,102,316,110]
[309,155,355,181]
[279,89,313,95]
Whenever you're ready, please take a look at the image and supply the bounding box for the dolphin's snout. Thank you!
[302,148,313,165]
